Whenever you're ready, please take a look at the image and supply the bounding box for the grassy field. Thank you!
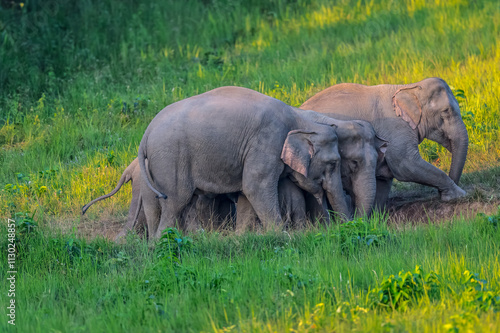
[0,0,499,331]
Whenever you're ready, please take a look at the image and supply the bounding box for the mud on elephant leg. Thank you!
[115,178,149,242]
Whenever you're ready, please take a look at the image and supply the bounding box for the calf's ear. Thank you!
[281,130,316,178]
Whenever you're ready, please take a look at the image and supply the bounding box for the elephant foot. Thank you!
[440,185,466,202]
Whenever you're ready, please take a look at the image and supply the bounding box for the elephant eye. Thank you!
[327,161,338,171]
[441,108,452,119]
[349,160,358,172]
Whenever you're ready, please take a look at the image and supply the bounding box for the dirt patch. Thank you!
[387,181,499,224]
[388,198,499,225]
[78,216,127,240]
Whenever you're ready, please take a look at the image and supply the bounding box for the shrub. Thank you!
[368,265,441,310]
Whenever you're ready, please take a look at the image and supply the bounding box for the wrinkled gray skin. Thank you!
[301,77,468,207]
[82,158,234,240]
[237,118,385,228]
[235,177,308,234]
[139,86,350,238]
[304,118,388,216]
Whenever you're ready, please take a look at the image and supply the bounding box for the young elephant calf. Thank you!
[138,86,351,238]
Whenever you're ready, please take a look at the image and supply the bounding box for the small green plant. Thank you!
[460,270,500,312]
[14,211,38,237]
[106,149,116,166]
[38,167,59,180]
[329,217,391,254]
[477,207,500,228]
[107,250,130,266]
[156,228,193,265]
[368,265,441,310]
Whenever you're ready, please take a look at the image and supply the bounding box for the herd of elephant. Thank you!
[82,77,468,240]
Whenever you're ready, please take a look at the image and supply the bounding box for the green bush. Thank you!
[368,265,441,310]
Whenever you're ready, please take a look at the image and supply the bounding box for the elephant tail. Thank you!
[81,160,136,215]
[138,133,167,199]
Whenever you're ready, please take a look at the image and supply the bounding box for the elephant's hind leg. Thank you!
[155,189,195,239]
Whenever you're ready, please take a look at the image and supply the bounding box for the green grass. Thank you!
[0,0,499,331]
[1,211,500,331]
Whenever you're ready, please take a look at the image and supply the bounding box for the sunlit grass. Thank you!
[0,0,499,331]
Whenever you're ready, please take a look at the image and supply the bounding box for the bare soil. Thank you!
[387,181,499,225]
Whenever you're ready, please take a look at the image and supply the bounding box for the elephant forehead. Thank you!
[339,142,364,159]
[315,127,338,143]
[318,146,340,161]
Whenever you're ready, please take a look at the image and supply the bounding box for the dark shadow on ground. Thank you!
[387,165,500,224]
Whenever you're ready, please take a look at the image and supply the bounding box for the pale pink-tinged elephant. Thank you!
[301,77,468,207]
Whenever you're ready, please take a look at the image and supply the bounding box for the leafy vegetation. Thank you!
[0,0,499,331]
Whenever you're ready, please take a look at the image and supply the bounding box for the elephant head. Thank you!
[281,126,351,220]
[335,120,388,216]
[392,77,468,184]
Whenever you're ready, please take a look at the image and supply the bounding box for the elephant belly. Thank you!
[192,165,243,195]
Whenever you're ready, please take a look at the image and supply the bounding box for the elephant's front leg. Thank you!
[387,142,466,201]
[373,178,393,211]
[241,163,283,231]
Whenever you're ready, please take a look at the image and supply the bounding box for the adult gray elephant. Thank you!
[301,77,468,207]
[138,86,350,238]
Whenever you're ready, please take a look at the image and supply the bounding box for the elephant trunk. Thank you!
[352,172,377,217]
[326,190,351,222]
[448,121,469,185]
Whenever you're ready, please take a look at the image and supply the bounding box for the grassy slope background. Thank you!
[0,0,499,331]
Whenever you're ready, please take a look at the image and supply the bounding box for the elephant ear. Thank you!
[375,134,389,164]
[392,86,423,130]
[281,130,316,178]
